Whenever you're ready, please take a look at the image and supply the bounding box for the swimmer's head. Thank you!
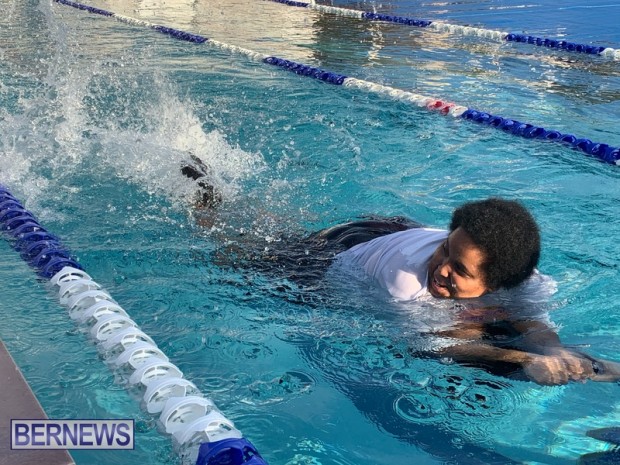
[428,198,540,299]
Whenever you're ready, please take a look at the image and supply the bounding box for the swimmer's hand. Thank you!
[434,318,620,386]
[437,341,620,386]
[523,349,620,385]
[522,349,596,385]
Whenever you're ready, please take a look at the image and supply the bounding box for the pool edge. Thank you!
[0,341,75,465]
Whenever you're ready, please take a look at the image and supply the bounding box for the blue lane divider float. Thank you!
[0,185,267,465]
[263,57,347,85]
[52,0,620,166]
[268,0,620,60]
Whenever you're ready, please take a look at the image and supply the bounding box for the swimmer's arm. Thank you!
[486,319,620,382]
[438,342,531,367]
[436,320,620,385]
[502,319,563,351]
[437,341,595,385]
[432,323,554,382]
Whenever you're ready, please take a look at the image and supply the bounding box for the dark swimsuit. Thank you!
[306,216,423,249]
[181,156,422,285]
[182,159,613,384]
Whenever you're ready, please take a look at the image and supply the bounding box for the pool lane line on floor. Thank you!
[268,0,620,61]
[53,0,620,166]
[0,186,267,465]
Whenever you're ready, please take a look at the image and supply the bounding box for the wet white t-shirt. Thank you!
[334,228,448,301]
[330,227,557,350]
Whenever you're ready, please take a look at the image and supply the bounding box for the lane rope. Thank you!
[268,0,620,60]
[53,0,620,166]
[0,185,267,465]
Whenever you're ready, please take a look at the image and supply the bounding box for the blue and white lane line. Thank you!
[268,0,620,60]
[53,0,620,165]
[0,185,267,465]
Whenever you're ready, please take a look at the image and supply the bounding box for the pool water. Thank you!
[1,0,620,464]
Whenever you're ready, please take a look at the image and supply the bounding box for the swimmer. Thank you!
[315,198,620,385]
[181,157,620,386]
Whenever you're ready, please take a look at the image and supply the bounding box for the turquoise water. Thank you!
[1,0,620,464]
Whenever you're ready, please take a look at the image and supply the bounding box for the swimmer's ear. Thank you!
[480,273,496,295]
[474,282,495,297]
[482,287,496,296]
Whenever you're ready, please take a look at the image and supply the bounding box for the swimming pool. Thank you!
[1,0,620,463]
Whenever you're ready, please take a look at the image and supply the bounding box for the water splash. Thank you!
[1,0,267,217]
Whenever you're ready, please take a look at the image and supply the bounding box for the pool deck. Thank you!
[0,341,75,465]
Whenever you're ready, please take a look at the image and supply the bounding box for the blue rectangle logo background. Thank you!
[11,419,134,450]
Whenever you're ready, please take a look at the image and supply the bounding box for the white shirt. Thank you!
[329,226,557,353]
[334,228,448,301]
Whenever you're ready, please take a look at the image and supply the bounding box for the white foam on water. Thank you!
[1,0,267,217]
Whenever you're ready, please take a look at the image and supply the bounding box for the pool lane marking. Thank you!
[268,0,620,61]
[53,0,620,165]
[0,185,268,465]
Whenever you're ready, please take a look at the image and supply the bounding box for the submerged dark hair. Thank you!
[449,198,540,290]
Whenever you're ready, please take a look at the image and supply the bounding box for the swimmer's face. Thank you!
[427,227,490,299]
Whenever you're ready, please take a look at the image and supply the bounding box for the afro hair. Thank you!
[449,198,540,290]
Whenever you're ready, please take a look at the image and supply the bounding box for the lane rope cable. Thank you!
[0,185,267,465]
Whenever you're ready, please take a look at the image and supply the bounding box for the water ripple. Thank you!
[238,370,316,406]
